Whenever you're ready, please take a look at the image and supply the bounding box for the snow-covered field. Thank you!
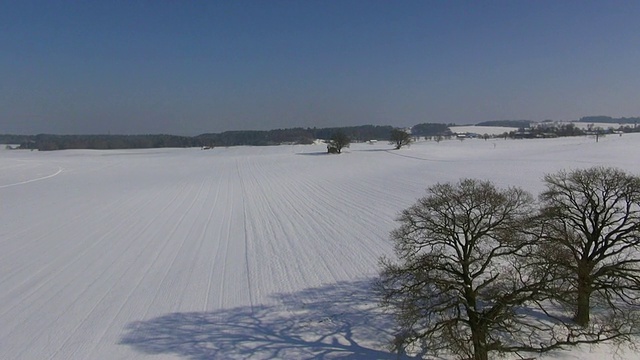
[449,125,517,135]
[1,134,639,359]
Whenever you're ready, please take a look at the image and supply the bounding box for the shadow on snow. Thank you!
[295,151,333,156]
[119,279,418,359]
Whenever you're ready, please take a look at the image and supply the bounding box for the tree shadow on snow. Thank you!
[119,279,417,359]
[295,151,332,156]
[351,148,393,153]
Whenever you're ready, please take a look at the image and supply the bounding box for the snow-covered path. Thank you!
[1,135,639,359]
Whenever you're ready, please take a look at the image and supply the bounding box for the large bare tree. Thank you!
[538,166,640,328]
[377,179,553,360]
[389,129,412,149]
[326,131,350,154]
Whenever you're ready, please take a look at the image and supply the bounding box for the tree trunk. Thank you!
[468,309,489,360]
[575,265,592,326]
[471,327,489,360]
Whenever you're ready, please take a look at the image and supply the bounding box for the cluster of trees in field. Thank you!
[377,166,640,360]
[410,123,454,137]
[325,128,414,153]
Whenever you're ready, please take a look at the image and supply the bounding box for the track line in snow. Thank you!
[9,182,192,359]
[142,177,210,313]
[0,167,63,189]
[0,181,176,319]
[237,158,255,314]
[55,184,196,357]
[216,206,232,309]
[203,173,224,311]
[64,182,205,357]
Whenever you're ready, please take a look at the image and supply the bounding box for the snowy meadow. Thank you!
[1,133,639,359]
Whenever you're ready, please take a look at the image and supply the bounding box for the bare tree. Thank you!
[326,131,350,154]
[389,129,412,149]
[377,179,554,360]
[538,166,640,328]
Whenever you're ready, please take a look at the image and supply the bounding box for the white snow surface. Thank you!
[1,134,639,359]
[449,125,517,135]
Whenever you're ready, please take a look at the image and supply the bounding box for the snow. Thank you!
[560,121,631,130]
[1,134,639,359]
[449,125,518,135]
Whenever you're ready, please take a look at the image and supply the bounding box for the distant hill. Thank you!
[3,116,639,151]
[579,116,640,124]
[410,123,453,137]
[1,125,396,151]
[196,125,394,147]
[475,120,532,128]
[0,134,32,145]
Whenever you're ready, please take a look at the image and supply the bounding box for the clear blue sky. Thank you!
[1,0,639,135]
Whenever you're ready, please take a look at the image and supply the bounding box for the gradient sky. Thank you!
[1,1,639,135]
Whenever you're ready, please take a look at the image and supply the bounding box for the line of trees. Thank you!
[475,119,532,128]
[8,134,201,151]
[579,116,640,124]
[3,120,640,151]
[377,166,640,360]
[1,125,399,151]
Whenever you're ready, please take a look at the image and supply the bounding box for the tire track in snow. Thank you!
[10,180,193,359]
[215,174,234,309]
[80,165,225,356]
[62,180,197,356]
[243,157,334,293]
[245,153,393,288]
[0,166,63,189]
[213,157,253,310]
[242,160,297,296]
[138,177,210,314]
[0,180,119,265]
[238,153,372,302]
[0,173,182,306]
[236,157,255,313]
[192,172,221,311]
[60,176,214,359]
[202,170,225,311]
[0,190,160,321]
[5,167,195,358]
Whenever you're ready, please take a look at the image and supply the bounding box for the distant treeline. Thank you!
[579,116,640,124]
[478,118,640,127]
[196,125,400,147]
[475,120,532,128]
[2,124,458,151]
[511,122,640,139]
[2,125,434,151]
[410,123,454,137]
[3,118,638,151]
[6,134,200,151]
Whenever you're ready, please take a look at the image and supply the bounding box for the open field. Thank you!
[1,134,639,359]
[449,125,517,135]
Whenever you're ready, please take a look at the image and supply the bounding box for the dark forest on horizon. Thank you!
[2,117,638,151]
